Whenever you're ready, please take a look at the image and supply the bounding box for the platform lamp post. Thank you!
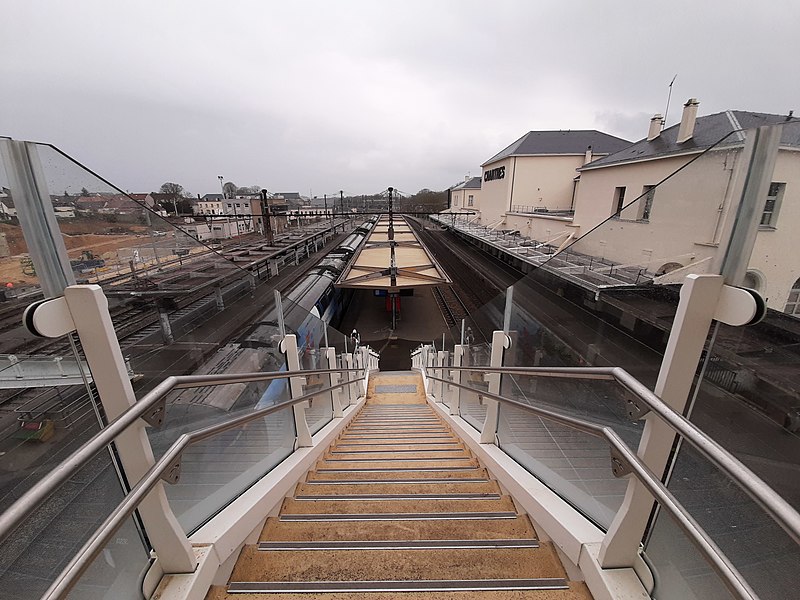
[388,187,398,330]
[260,189,274,245]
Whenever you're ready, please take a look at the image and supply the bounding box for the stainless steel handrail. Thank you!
[42,377,357,600]
[427,374,759,600]
[0,367,362,548]
[444,365,800,547]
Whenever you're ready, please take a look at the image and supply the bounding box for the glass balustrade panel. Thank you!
[647,123,800,600]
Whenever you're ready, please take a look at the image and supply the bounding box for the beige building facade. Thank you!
[446,101,800,315]
[449,176,481,213]
[475,130,630,227]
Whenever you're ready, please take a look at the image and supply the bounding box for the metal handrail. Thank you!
[41,377,357,600]
[443,365,800,547]
[426,374,759,600]
[0,367,362,548]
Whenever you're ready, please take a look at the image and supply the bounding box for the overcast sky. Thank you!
[3,1,798,197]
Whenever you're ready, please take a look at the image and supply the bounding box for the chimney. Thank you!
[677,98,700,143]
[647,114,664,141]
[583,145,593,164]
[465,175,470,183]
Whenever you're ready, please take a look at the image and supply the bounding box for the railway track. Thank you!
[431,285,470,330]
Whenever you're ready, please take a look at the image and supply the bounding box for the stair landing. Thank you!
[206,372,592,599]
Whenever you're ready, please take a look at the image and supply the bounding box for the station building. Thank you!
[460,100,800,314]
[473,129,630,227]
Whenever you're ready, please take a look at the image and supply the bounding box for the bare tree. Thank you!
[222,181,237,199]
[159,182,185,215]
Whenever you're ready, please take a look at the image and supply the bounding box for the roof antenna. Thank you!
[662,74,677,130]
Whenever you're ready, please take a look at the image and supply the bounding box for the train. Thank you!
[238,216,378,408]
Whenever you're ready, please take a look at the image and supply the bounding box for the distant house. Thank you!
[449,176,481,212]
[195,194,225,215]
[76,194,144,215]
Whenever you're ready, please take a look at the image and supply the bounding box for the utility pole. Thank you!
[218,175,230,240]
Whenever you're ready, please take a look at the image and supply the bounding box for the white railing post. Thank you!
[359,347,369,396]
[435,350,447,402]
[600,275,723,567]
[63,286,196,573]
[345,353,355,404]
[480,331,510,444]
[450,344,465,415]
[338,353,351,405]
[324,347,343,418]
[281,333,312,447]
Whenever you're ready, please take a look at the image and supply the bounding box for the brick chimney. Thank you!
[677,98,700,143]
[647,114,664,141]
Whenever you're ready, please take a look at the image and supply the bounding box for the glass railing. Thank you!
[0,137,364,594]
[0,141,144,598]
[643,123,800,600]
[429,122,800,599]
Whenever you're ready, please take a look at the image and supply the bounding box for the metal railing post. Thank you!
[449,345,465,415]
[480,331,510,444]
[324,347,343,418]
[281,334,312,447]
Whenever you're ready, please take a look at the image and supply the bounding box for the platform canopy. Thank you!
[336,215,451,291]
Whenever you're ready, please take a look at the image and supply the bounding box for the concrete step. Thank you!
[306,467,490,482]
[260,515,537,542]
[317,458,479,470]
[279,495,517,517]
[332,442,463,451]
[294,480,501,497]
[227,543,566,583]
[324,450,471,461]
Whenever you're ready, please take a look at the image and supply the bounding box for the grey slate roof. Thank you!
[482,130,631,166]
[201,193,224,201]
[582,111,800,170]
[451,177,482,191]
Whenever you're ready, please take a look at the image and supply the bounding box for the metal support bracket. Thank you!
[625,392,650,421]
[610,448,633,478]
[161,456,182,485]
[142,397,167,428]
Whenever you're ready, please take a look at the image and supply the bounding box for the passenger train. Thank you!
[239,217,378,408]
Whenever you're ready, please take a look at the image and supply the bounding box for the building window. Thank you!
[468,194,474,207]
[638,185,656,221]
[786,277,800,316]
[453,196,459,206]
[613,186,626,216]
[760,182,785,228]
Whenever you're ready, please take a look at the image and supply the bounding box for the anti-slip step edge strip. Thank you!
[257,539,540,551]
[227,578,569,593]
[279,511,519,521]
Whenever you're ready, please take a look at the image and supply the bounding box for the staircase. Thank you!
[207,372,591,598]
